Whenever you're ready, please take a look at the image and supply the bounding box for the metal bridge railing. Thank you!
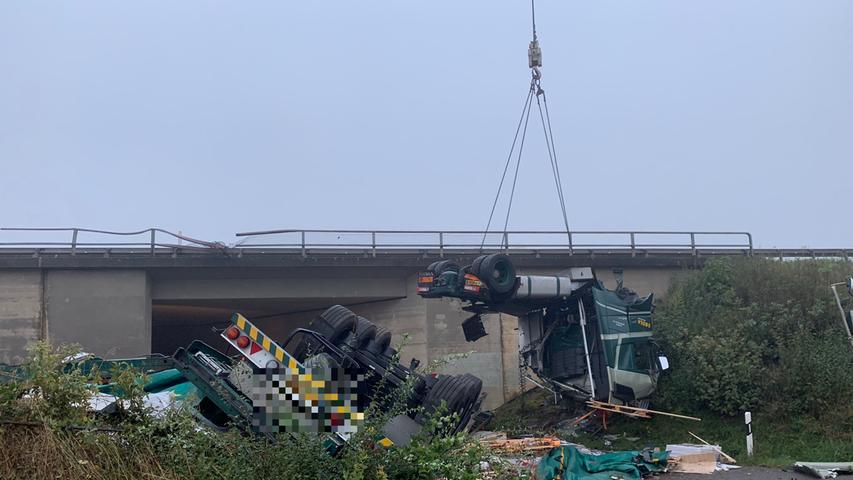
[234,229,754,256]
[0,227,753,256]
[0,228,225,254]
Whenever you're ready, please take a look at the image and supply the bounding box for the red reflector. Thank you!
[225,326,240,340]
[250,342,262,355]
[236,336,250,349]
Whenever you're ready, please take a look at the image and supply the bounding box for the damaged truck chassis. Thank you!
[1,306,485,452]
[417,254,668,407]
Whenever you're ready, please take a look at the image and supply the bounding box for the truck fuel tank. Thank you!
[513,268,593,300]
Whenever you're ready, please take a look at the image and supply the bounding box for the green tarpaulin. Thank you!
[535,445,668,480]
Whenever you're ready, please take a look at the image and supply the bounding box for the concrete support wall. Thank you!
[46,270,151,358]
[594,266,685,297]
[152,276,406,302]
[349,274,428,370]
[0,271,43,364]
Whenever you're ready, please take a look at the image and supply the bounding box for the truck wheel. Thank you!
[351,316,378,349]
[479,254,516,295]
[365,327,392,355]
[470,255,488,278]
[459,373,483,400]
[430,260,459,275]
[416,375,473,424]
[453,373,483,430]
[318,305,357,344]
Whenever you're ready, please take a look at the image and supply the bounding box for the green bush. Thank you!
[655,257,853,419]
[0,340,500,480]
[0,342,96,426]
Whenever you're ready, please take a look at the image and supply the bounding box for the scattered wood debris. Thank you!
[586,400,702,421]
[476,432,562,453]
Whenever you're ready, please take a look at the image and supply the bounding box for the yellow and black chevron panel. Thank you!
[233,313,300,369]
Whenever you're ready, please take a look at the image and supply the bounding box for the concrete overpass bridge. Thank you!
[1,227,847,408]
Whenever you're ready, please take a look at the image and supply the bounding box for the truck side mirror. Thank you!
[657,356,670,371]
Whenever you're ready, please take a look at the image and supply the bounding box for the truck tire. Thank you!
[429,260,459,275]
[416,375,475,424]
[365,327,392,355]
[470,255,488,278]
[318,305,358,344]
[351,316,378,349]
[478,254,516,295]
[458,373,483,401]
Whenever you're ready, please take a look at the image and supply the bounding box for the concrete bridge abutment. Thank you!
[0,251,698,408]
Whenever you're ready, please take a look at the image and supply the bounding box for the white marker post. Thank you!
[745,411,754,457]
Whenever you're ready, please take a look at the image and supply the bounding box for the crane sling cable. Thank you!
[480,0,572,251]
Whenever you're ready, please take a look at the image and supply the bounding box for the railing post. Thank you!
[150,229,156,255]
[371,232,376,258]
[502,232,509,251]
[567,231,573,255]
[301,231,307,258]
[630,232,635,254]
[690,233,696,256]
[439,232,444,258]
[746,233,753,256]
[71,229,78,255]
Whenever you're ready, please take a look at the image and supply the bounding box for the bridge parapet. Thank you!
[0,227,848,269]
[2,227,752,254]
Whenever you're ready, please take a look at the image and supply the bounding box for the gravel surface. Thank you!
[666,466,816,480]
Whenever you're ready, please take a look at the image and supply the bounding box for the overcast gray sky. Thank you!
[1,1,850,248]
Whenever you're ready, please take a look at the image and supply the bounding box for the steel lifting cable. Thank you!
[480,85,535,249]
[480,0,572,250]
[501,82,536,240]
[536,90,572,239]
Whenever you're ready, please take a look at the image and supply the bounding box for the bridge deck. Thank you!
[0,246,848,270]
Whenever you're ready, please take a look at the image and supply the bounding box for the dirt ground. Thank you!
[666,466,817,480]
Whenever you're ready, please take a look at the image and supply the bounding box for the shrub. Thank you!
[0,339,496,480]
[0,342,96,426]
[655,257,853,418]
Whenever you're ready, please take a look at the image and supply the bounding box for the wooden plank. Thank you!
[588,400,701,421]
[587,403,651,419]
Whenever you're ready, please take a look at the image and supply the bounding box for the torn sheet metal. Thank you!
[792,462,853,479]
[87,391,176,418]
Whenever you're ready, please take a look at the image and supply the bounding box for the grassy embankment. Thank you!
[491,388,852,468]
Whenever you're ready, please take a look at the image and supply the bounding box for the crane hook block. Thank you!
[528,40,542,69]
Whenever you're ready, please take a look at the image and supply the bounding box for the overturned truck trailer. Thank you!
[417,254,668,406]
[0,306,484,449]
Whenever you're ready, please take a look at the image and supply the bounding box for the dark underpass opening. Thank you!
[152,302,323,355]
[150,297,402,355]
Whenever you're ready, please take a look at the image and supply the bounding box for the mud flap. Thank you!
[381,414,422,447]
[462,314,487,342]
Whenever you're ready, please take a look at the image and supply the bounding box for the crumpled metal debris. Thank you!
[792,462,853,479]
